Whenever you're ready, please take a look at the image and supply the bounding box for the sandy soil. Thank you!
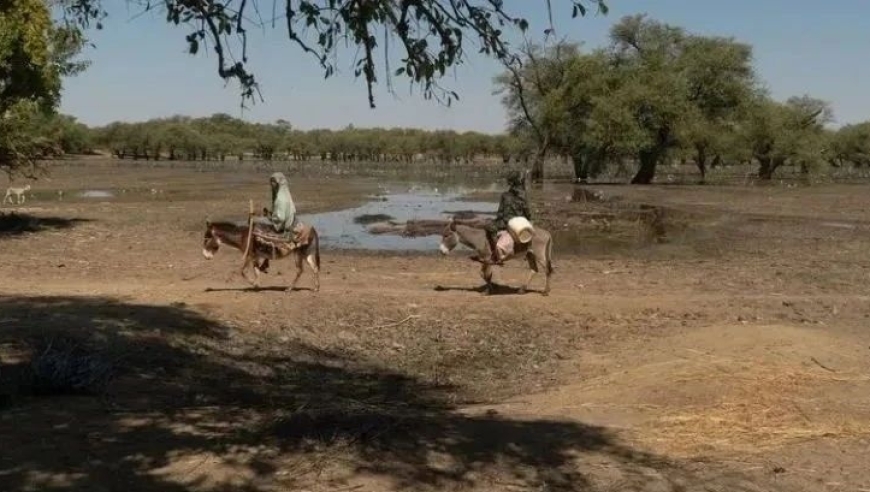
[1,163,870,492]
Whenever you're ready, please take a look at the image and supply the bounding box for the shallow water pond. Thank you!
[302,185,497,251]
[79,189,115,199]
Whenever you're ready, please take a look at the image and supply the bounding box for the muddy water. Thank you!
[303,184,498,251]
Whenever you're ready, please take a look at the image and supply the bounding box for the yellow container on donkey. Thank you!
[507,216,534,244]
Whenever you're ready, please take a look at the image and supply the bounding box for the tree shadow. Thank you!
[0,295,780,492]
[0,212,91,238]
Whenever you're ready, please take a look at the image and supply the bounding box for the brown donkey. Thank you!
[202,219,321,292]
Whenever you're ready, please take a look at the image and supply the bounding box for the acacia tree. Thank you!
[60,0,607,109]
[678,35,756,182]
[1,0,89,176]
[493,40,581,182]
[542,50,648,183]
[740,94,832,180]
[518,14,761,185]
[829,122,870,168]
[605,15,696,184]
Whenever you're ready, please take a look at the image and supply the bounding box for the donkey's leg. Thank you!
[542,267,551,296]
[480,263,494,295]
[542,258,551,296]
[256,258,270,274]
[542,240,552,296]
[287,251,304,292]
[252,258,261,288]
[240,255,258,287]
[519,253,539,295]
[305,250,320,292]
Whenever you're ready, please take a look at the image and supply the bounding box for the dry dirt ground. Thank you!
[2,163,870,492]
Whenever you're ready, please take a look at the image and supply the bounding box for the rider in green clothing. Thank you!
[254,172,297,273]
[484,170,532,264]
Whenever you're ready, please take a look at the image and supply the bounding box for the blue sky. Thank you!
[59,0,870,133]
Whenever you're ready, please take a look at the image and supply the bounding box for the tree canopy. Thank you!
[4,0,610,177]
[83,114,526,164]
[495,14,841,183]
[1,0,88,177]
[8,6,870,186]
[58,0,608,107]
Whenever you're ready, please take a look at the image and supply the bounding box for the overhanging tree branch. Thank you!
[56,0,607,108]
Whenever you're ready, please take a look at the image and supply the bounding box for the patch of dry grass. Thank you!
[642,363,870,456]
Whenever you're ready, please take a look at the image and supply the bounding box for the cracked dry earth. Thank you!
[1,164,870,492]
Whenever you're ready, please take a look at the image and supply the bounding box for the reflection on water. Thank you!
[79,190,115,198]
[303,185,498,251]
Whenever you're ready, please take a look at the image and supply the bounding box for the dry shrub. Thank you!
[26,338,116,396]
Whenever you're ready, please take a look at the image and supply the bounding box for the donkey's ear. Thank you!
[205,216,211,226]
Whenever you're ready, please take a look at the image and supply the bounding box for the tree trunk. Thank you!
[695,145,707,184]
[757,156,784,180]
[530,149,545,183]
[529,137,549,184]
[572,153,588,183]
[570,151,591,184]
[631,149,660,184]
[757,157,772,179]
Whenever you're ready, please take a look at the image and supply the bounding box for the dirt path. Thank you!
[2,166,870,491]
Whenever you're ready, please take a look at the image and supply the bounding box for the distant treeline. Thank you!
[5,1,870,185]
[49,114,527,164]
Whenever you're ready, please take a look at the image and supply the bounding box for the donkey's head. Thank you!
[438,217,459,255]
[202,219,220,259]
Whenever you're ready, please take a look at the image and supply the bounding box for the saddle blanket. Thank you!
[252,222,313,247]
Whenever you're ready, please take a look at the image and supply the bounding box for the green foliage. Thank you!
[59,0,607,108]
[495,13,842,184]
[1,0,91,177]
[0,101,62,178]
[0,0,58,114]
[738,94,833,179]
[829,122,870,168]
[86,114,522,163]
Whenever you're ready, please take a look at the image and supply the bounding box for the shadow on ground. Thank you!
[433,282,540,296]
[0,296,780,491]
[0,213,91,238]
